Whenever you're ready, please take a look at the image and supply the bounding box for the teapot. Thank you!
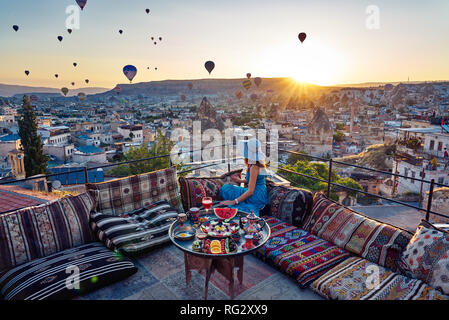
[240,211,265,235]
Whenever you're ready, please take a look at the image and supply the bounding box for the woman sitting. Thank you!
[219,138,268,216]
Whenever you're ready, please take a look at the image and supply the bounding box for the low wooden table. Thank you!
[169,209,270,300]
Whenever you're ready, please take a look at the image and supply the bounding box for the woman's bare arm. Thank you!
[233,165,259,204]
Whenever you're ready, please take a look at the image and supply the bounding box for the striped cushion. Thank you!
[86,166,183,216]
[0,242,137,300]
[311,257,448,300]
[90,200,178,254]
[0,193,96,273]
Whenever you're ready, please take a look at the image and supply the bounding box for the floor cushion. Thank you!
[90,200,178,255]
[265,184,313,227]
[302,193,412,272]
[398,220,449,295]
[86,166,183,215]
[0,242,137,300]
[255,217,351,288]
[0,192,96,273]
[178,169,242,211]
[311,257,448,300]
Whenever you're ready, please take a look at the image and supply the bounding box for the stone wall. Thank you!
[423,187,449,223]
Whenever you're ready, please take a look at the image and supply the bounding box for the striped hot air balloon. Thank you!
[242,79,251,90]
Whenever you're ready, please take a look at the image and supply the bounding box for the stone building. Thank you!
[301,107,333,157]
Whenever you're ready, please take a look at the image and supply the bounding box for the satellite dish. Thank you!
[52,180,62,189]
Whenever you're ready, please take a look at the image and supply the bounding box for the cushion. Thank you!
[311,257,448,300]
[399,220,449,295]
[90,200,178,254]
[302,193,412,272]
[0,192,96,273]
[178,169,242,211]
[265,184,313,227]
[0,242,137,300]
[86,166,183,216]
[255,217,351,288]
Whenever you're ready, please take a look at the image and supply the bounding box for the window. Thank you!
[438,141,443,151]
[438,177,444,184]
[411,171,415,184]
[429,140,435,150]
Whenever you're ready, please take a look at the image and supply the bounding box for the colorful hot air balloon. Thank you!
[254,77,262,87]
[242,79,251,90]
[85,79,89,84]
[13,25,19,32]
[250,93,257,101]
[123,65,137,82]
[61,87,69,96]
[298,32,307,43]
[73,62,77,67]
[114,86,121,95]
[235,91,243,100]
[188,83,193,90]
[246,73,251,79]
[78,92,86,102]
[205,61,215,74]
[57,36,63,42]
[180,95,186,102]
[76,0,87,10]
[145,8,150,14]
[25,70,30,76]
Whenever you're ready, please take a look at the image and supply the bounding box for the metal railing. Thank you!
[277,149,449,221]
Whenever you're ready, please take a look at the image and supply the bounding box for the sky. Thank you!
[0,0,448,89]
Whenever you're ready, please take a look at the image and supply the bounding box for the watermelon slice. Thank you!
[214,208,238,220]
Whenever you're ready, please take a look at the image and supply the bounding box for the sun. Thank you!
[257,40,345,86]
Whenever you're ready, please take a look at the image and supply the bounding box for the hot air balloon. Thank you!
[67,29,72,34]
[154,42,157,45]
[85,79,89,84]
[73,62,77,67]
[235,91,243,100]
[298,32,307,43]
[76,0,87,10]
[13,25,19,32]
[246,73,251,79]
[78,92,86,102]
[55,74,59,78]
[180,95,186,102]
[71,82,75,86]
[123,65,137,82]
[57,36,63,42]
[250,93,257,101]
[145,8,150,14]
[61,87,69,96]
[119,30,123,34]
[254,77,262,87]
[159,37,162,41]
[242,79,251,90]
[205,61,215,74]
[24,70,30,76]
[151,37,154,40]
[188,83,193,90]
[154,67,158,70]
[114,86,121,95]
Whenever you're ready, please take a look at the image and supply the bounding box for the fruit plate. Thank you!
[213,207,238,220]
[200,219,240,238]
[203,238,238,254]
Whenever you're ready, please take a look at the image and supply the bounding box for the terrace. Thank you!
[1,143,449,301]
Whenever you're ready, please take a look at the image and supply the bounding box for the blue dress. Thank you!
[218,166,268,216]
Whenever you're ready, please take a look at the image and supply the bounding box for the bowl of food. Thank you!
[174,228,195,241]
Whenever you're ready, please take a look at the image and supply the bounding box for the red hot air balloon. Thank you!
[298,32,307,43]
[235,91,243,100]
[254,77,262,87]
[114,86,121,95]
[246,73,251,79]
[180,95,186,102]
[205,61,215,74]
[76,0,87,10]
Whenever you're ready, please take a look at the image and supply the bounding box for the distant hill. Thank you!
[332,80,449,88]
[0,83,109,97]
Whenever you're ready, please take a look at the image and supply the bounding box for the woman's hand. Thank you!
[230,175,242,183]
[220,200,235,206]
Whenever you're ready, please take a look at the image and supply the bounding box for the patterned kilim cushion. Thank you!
[302,193,412,272]
[86,166,183,216]
[399,220,449,295]
[255,217,351,288]
[0,193,96,273]
[178,169,242,211]
[311,257,448,300]
[266,185,313,227]
[90,200,178,254]
[0,242,137,300]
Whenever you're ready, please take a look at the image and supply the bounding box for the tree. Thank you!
[336,123,346,130]
[109,128,189,177]
[17,96,48,177]
[333,130,345,143]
